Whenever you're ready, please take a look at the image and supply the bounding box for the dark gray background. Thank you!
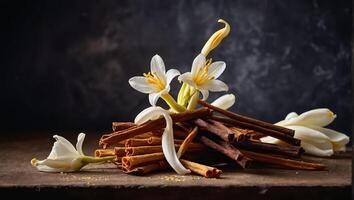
[1,0,352,135]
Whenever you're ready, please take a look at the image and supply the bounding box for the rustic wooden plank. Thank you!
[0,133,351,200]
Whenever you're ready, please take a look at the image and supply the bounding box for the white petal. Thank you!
[301,140,333,157]
[281,108,336,127]
[48,135,79,159]
[285,112,299,120]
[200,79,228,92]
[36,165,64,172]
[128,76,156,94]
[307,125,349,150]
[149,93,160,106]
[40,158,75,168]
[191,54,206,75]
[150,54,166,80]
[165,69,180,85]
[211,94,235,110]
[333,145,346,152]
[178,72,197,88]
[287,125,330,141]
[134,107,190,174]
[199,89,209,101]
[76,133,85,156]
[135,106,160,124]
[260,136,282,144]
[208,61,226,79]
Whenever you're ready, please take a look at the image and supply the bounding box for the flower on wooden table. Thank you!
[261,109,349,157]
[31,133,114,172]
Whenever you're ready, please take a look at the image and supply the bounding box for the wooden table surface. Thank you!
[0,132,351,200]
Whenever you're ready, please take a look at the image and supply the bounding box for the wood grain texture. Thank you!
[0,132,351,200]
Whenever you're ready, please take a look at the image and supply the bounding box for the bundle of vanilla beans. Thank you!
[96,101,325,178]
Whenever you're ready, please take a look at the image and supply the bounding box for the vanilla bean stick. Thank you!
[112,122,136,131]
[199,136,252,168]
[125,137,184,147]
[241,150,326,170]
[100,108,212,147]
[233,141,304,158]
[122,153,165,169]
[211,116,301,146]
[95,149,115,157]
[123,161,168,175]
[126,143,205,156]
[194,119,235,142]
[180,159,222,178]
[199,100,295,136]
[177,126,199,158]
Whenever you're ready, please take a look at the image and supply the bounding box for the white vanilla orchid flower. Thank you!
[129,54,180,106]
[31,133,114,172]
[134,107,190,174]
[178,53,228,100]
[261,109,349,157]
[211,94,235,110]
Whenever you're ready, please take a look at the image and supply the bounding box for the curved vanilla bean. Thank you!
[123,161,168,175]
[199,100,295,136]
[199,136,252,168]
[241,150,326,170]
[233,141,304,158]
[194,119,235,142]
[177,127,199,158]
[211,116,301,146]
[112,122,136,131]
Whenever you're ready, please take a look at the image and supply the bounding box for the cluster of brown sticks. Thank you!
[96,101,325,178]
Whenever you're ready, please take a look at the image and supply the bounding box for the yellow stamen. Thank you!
[192,59,214,86]
[144,72,166,91]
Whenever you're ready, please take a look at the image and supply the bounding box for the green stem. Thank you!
[187,90,200,110]
[81,156,115,164]
[177,82,187,105]
[161,93,187,113]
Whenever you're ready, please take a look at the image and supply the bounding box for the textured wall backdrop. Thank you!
[1,0,352,135]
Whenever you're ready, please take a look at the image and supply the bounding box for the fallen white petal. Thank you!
[211,94,235,110]
[286,125,330,141]
[48,135,79,159]
[76,133,85,156]
[300,140,333,157]
[333,144,346,152]
[307,125,349,150]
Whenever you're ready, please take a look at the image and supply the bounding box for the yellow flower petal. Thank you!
[201,19,230,56]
